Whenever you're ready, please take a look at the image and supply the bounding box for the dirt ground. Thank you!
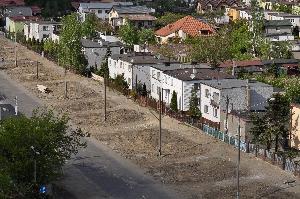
[1,36,300,199]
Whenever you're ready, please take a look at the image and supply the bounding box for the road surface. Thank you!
[0,71,180,199]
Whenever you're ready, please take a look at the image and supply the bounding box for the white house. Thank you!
[108,53,172,90]
[149,66,233,111]
[24,21,61,42]
[199,79,274,125]
[267,12,300,27]
[78,2,133,21]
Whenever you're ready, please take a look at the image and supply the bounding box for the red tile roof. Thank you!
[219,60,263,68]
[0,0,25,7]
[155,15,215,37]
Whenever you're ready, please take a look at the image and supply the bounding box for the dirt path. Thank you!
[1,36,300,199]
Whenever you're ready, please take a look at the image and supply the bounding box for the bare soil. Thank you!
[1,36,300,199]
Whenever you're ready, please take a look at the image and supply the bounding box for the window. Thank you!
[290,19,295,23]
[165,75,167,84]
[42,26,49,31]
[212,92,220,102]
[157,72,161,81]
[171,78,173,86]
[205,89,210,98]
[194,83,199,90]
[42,34,49,39]
[114,61,116,67]
[128,65,131,72]
[276,27,280,31]
[152,70,155,77]
[120,61,123,68]
[109,60,111,65]
[98,10,102,14]
[157,86,160,95]
[204,105,209,113]
[213,108,218,118]
[152,84,155,92]
[128,78,131,86]
[105,10,109,14]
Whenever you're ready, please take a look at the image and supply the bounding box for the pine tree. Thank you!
[189,89,201,119]
[170,90,178,112]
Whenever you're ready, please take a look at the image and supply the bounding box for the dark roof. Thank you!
[110,53,177,65]
[5,6,32,17]
[163,68,234,81]
[112,6,153,14]
[262,59,299,65]
[151,63,211,71]
[0,104,19,120]
[198,0,238,9]
[81,38,123,48]
[219,60,263,68]
[265,20,292,27]
[200,79,272,90]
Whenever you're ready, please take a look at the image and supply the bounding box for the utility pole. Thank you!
[104,76,107,121]
[64,67,68,99]
[236,115,241,199]
[14,32,17,67]
[158,89,162,156]
[36,61,39,79]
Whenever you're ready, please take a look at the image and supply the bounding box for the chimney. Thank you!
[246,79,251,110]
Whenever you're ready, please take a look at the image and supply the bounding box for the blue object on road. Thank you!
[39,185,47,194]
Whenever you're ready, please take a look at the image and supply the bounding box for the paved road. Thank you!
[0,71,180,199]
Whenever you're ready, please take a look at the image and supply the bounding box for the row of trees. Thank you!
[0,110,87,198]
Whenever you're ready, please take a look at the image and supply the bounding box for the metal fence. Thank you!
[202,124,300,176]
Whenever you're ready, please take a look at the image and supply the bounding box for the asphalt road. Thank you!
[0,71,180,199]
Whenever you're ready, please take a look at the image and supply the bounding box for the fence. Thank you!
[202,124,300,176]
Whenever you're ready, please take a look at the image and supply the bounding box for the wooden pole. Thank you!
[104,76,107,121]
[36,61,39,79]
[159,89,162,156]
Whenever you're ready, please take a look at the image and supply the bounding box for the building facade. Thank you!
[24,21,61,41]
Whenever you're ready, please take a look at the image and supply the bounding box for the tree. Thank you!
[82,13,97,39]
[189,89,201,119]
[141,83,147,97]
[271,41,293,59]
[228,20,253,60]
[292,26,299,38]
[59,13,87,74]
[170,90,178,112]
[250,94,290,152]
[0,109,87,197]
[118,22,139,48]
[157,44,176,62]
[25,0,71,17]
[138,28,156,45]
[155,12,186,28]
[187,31,232,68]
[98,47,111,78]
[95,19,114,35]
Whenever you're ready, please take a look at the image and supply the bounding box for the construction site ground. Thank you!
[1,36,300,199]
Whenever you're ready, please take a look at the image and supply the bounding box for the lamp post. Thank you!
[30,146,40,183]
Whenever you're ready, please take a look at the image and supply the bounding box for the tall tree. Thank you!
[82,13,97,39]
[138,28,156,45]
[118,22,139,48]
[59,13,87,74]
[98,47,111,78]
[0,109,87,197]
[170,90,178,112]
[189,89,201,119]
[155,12,186,28]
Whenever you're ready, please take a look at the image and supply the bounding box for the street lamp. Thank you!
[30,146,40,183]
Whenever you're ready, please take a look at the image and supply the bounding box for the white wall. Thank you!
[200,84,221,123]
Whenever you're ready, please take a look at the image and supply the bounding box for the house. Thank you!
[264,20,294,41]
[78,1,133,21]
[228,7,252,21]
[199,79,274,127]
[218,60,265,75]
[196,0,238,14]
[5,16,38,33]
[81,38,123,69]
[108,53,174,90]
[267,12,300,27]
[24,21,61,42]
[155,15,215,44]
[291,103,300,150]
[108,6,156,30]
[220,110,264,142]
[150,66,233,112]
